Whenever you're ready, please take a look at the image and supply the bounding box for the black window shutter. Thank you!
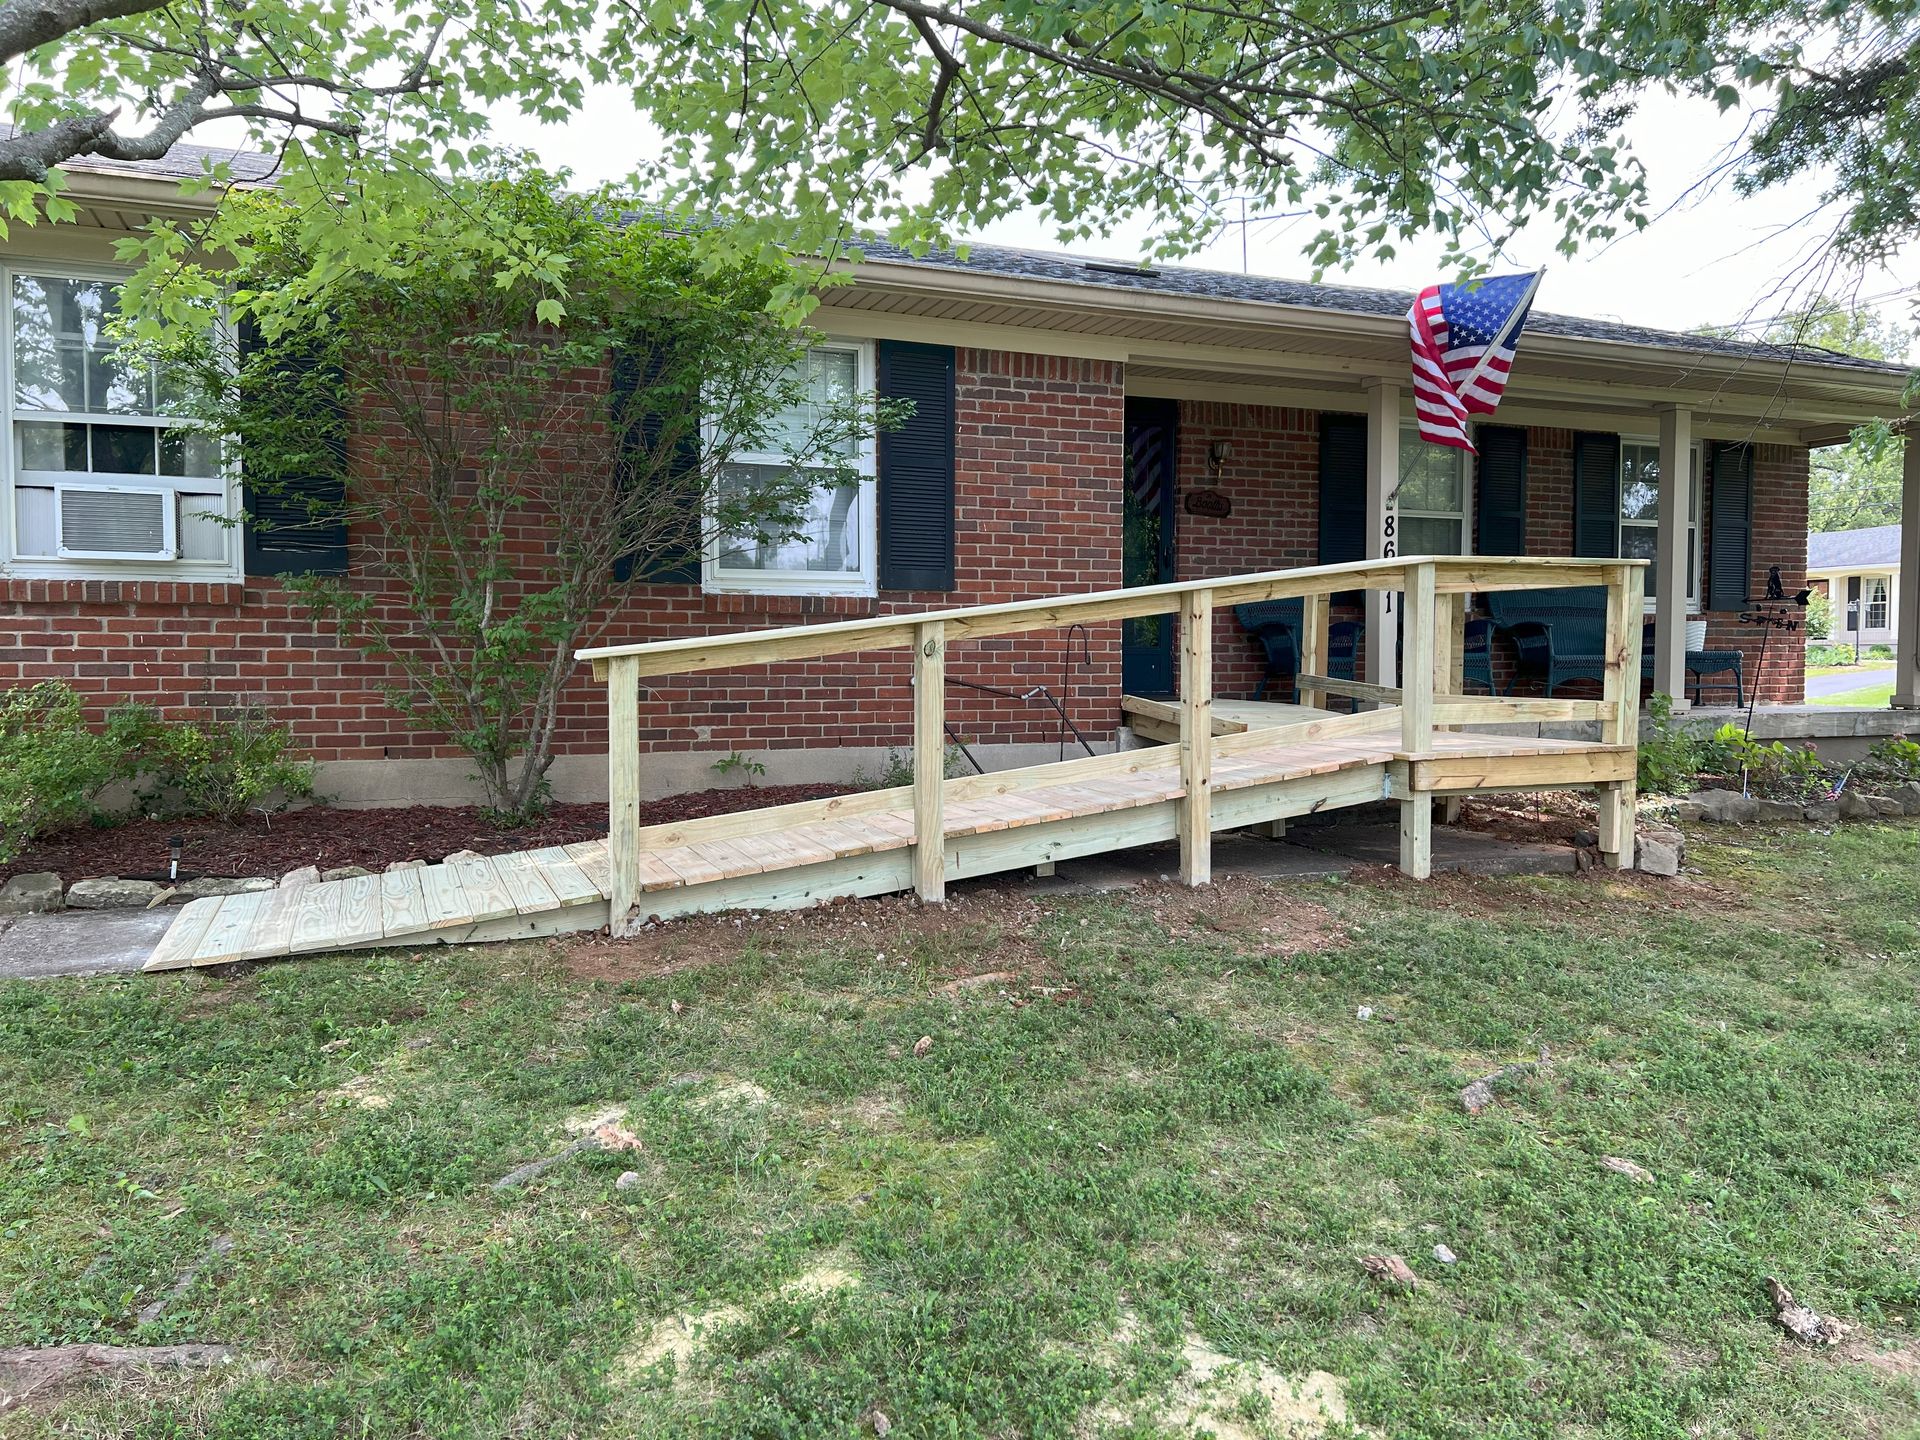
[1571,431,1621,558]
[877,340,956,591]
[238,320,350,578]
[611,339,701,584]
[1317,412,1367,564]
[1707,442,1753,611]
[1474,425,1528,556]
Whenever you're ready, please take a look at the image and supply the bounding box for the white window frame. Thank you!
[1,261,239,582]
[1396,420,1475,557]
[1618,436,1702,614]
[1864,575,1891,631]
[703,338,877,598]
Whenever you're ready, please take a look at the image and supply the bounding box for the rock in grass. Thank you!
[65,878,165,909]
[0,872,63,914]
[615,1171,643,1192]
[1680,789,1758,824]
[1599,1155,1653,1183]
[1360,1254,1418,1289]
[1432,1244,1458,1265]
[1766,1278,1851,1345]
[1460,1060,1538,1114]
[173,876,274,901]
[1635,826,1683,877]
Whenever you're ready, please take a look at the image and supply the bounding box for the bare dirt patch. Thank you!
[1134,874,1352,956]
[0,1343,234,1415]
[554,883,1059,989]
[1072,1313,1367,1440]
[1843,1333,1920,1381]
[1454,792,1596,848]
[614,1255,861,1387]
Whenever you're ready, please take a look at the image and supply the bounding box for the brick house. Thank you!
[4,145,1914,803]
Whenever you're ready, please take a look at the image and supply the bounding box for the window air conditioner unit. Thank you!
[54,484,177,561]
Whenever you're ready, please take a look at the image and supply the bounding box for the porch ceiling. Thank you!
[821,263,1912,442]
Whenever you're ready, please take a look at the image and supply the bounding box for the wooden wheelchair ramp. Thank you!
[147,723,1630,969]
[150,553,1646,968]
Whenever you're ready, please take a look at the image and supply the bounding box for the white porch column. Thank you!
[1652,405,1692,706]
[1895,432,1920,708]
[1364,378,1401,689]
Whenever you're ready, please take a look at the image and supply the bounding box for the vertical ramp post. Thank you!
[605,655,642,938]
[1398,562,1436,879]
[1179,588,1213,886]
[913,619,947,902]
[1598,561,1645,869]
[1436,587,1467,823]
[1299,590,1328,709]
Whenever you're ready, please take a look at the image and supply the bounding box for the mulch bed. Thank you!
[2,784,853,885]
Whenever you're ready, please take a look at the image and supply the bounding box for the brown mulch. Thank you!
[2,784,853,885]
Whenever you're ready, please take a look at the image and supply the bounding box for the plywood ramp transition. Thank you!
[146,727,1632,971]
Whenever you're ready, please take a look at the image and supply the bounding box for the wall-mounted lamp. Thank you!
[1206,440,1232,480]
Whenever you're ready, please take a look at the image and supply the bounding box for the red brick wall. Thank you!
[1173,401,1326,697]
[1701,442,1808,706]
[0,347,1127,765]
[0,373,1817,776]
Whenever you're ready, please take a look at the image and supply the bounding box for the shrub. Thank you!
[1808,641,1859,667]
[1804,590,1832,640]
[1859,735,1920,785]
[1636,693,1705,795]
[132,705,317,824]
[1708,725,1830,802]
[0,683,131,862]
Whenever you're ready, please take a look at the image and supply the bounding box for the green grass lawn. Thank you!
[6,825,1920,1438]
[1814,683,1897,708]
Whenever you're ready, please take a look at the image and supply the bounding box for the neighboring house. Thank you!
[3,141,1916,803]
[1808,524,1902,650]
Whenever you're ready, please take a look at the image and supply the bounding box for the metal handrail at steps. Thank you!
[578,555,1648,938]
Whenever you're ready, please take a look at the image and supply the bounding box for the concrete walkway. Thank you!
[1807,667,1895,699]
[2,823,1575,982]
[0,907,173,980]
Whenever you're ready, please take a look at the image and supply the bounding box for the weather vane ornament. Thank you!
[1407,270,1544,454]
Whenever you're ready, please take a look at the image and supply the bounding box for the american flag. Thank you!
[1408,270,1541,453]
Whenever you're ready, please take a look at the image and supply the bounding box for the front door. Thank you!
[1122,397,1179,695]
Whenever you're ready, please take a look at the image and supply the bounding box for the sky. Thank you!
[485,84,1918,360]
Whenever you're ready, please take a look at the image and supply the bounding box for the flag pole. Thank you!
[1457,266,1546,398]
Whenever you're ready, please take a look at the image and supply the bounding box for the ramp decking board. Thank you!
[148,726,1622,969]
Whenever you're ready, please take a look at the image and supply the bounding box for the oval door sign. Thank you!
[1183,488,1232,518]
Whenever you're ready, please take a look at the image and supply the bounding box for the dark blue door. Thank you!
[1122,398,1179,696]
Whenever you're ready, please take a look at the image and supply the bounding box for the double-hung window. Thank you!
[1396,422,1472,555]
[5,268,233,579]
[707,340,876,596]
[1617,439,1701,610]
[1865,576,1890,631]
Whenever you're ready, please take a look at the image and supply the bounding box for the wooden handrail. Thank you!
[577,554,1644,679]
[594,553,1647,933]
